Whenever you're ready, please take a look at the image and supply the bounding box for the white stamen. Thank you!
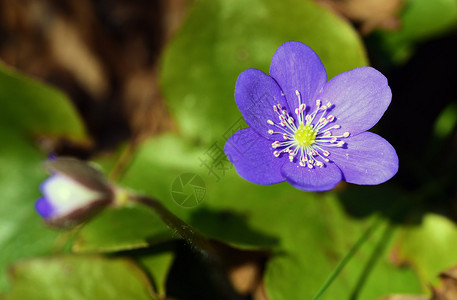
[266,96,349,168]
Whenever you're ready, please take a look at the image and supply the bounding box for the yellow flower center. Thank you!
[294,123,317,147]
[267,90,350,168]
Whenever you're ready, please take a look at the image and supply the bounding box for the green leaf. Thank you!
[374,0,457,64]
[433,102,457,139]
[0,129,59,292]
[73,205,176,253]
[262,198,422,300]
[1,256,156,300]
[0,62,86,140]
[89,134,421,299]
[137,246,175,298]
[393,214,457,288]
[160,0,368,144]
[0,63,88,291]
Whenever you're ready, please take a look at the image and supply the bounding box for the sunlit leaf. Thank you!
[392,214,457,287]
[0,62,86,140]
[87,134,422,299]
[73,205,176,253]
[160,0,368,144]
[1,256,156,300]
[0,64,88,291]
[379,264,457,300]
[0,129,58,291]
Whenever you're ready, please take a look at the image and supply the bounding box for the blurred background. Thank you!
[0,0,457,299]
[0,0,184,152]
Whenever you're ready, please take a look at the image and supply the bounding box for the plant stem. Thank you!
[108,142,137,183]
[349,222,394,300]
[130,195,217,255]
[130,195,244,299]
[311,216,383,300]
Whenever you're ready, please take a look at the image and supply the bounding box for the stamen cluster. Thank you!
[267,90,349,168]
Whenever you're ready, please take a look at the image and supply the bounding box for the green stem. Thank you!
[349,222,394,300]
[311,216,383,300]
[108,142,137,183]
[130,195,244,298]
[130,195,216,255]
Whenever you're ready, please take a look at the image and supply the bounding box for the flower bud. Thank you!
[35,157,114,228]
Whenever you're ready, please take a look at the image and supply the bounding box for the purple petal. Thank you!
[330,132,398,185]
[225,128,286,185]
[269,41,327,112]
[281,161,342,192]
[35,197,55,219]
[235,68,288,139]
[319,67,391,136]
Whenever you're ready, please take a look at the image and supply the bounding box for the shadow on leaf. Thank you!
[189,207,280,250]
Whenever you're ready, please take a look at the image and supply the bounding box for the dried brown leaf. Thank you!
[0,0,189,153]
[316,0,404,34]
[432,265,457,300]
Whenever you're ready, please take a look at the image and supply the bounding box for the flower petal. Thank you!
[41,174,102,218]
[225,128,286,185]
[44,157,113,194]
[269,41,327,111]
[281,161,342,192]
[330,132,398,185]
[319,67,391,136]
[35,197,55,219]
[235,68,288,139]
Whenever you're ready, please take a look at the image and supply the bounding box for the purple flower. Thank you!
[224,41,398,192]
[35,157,114,228]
